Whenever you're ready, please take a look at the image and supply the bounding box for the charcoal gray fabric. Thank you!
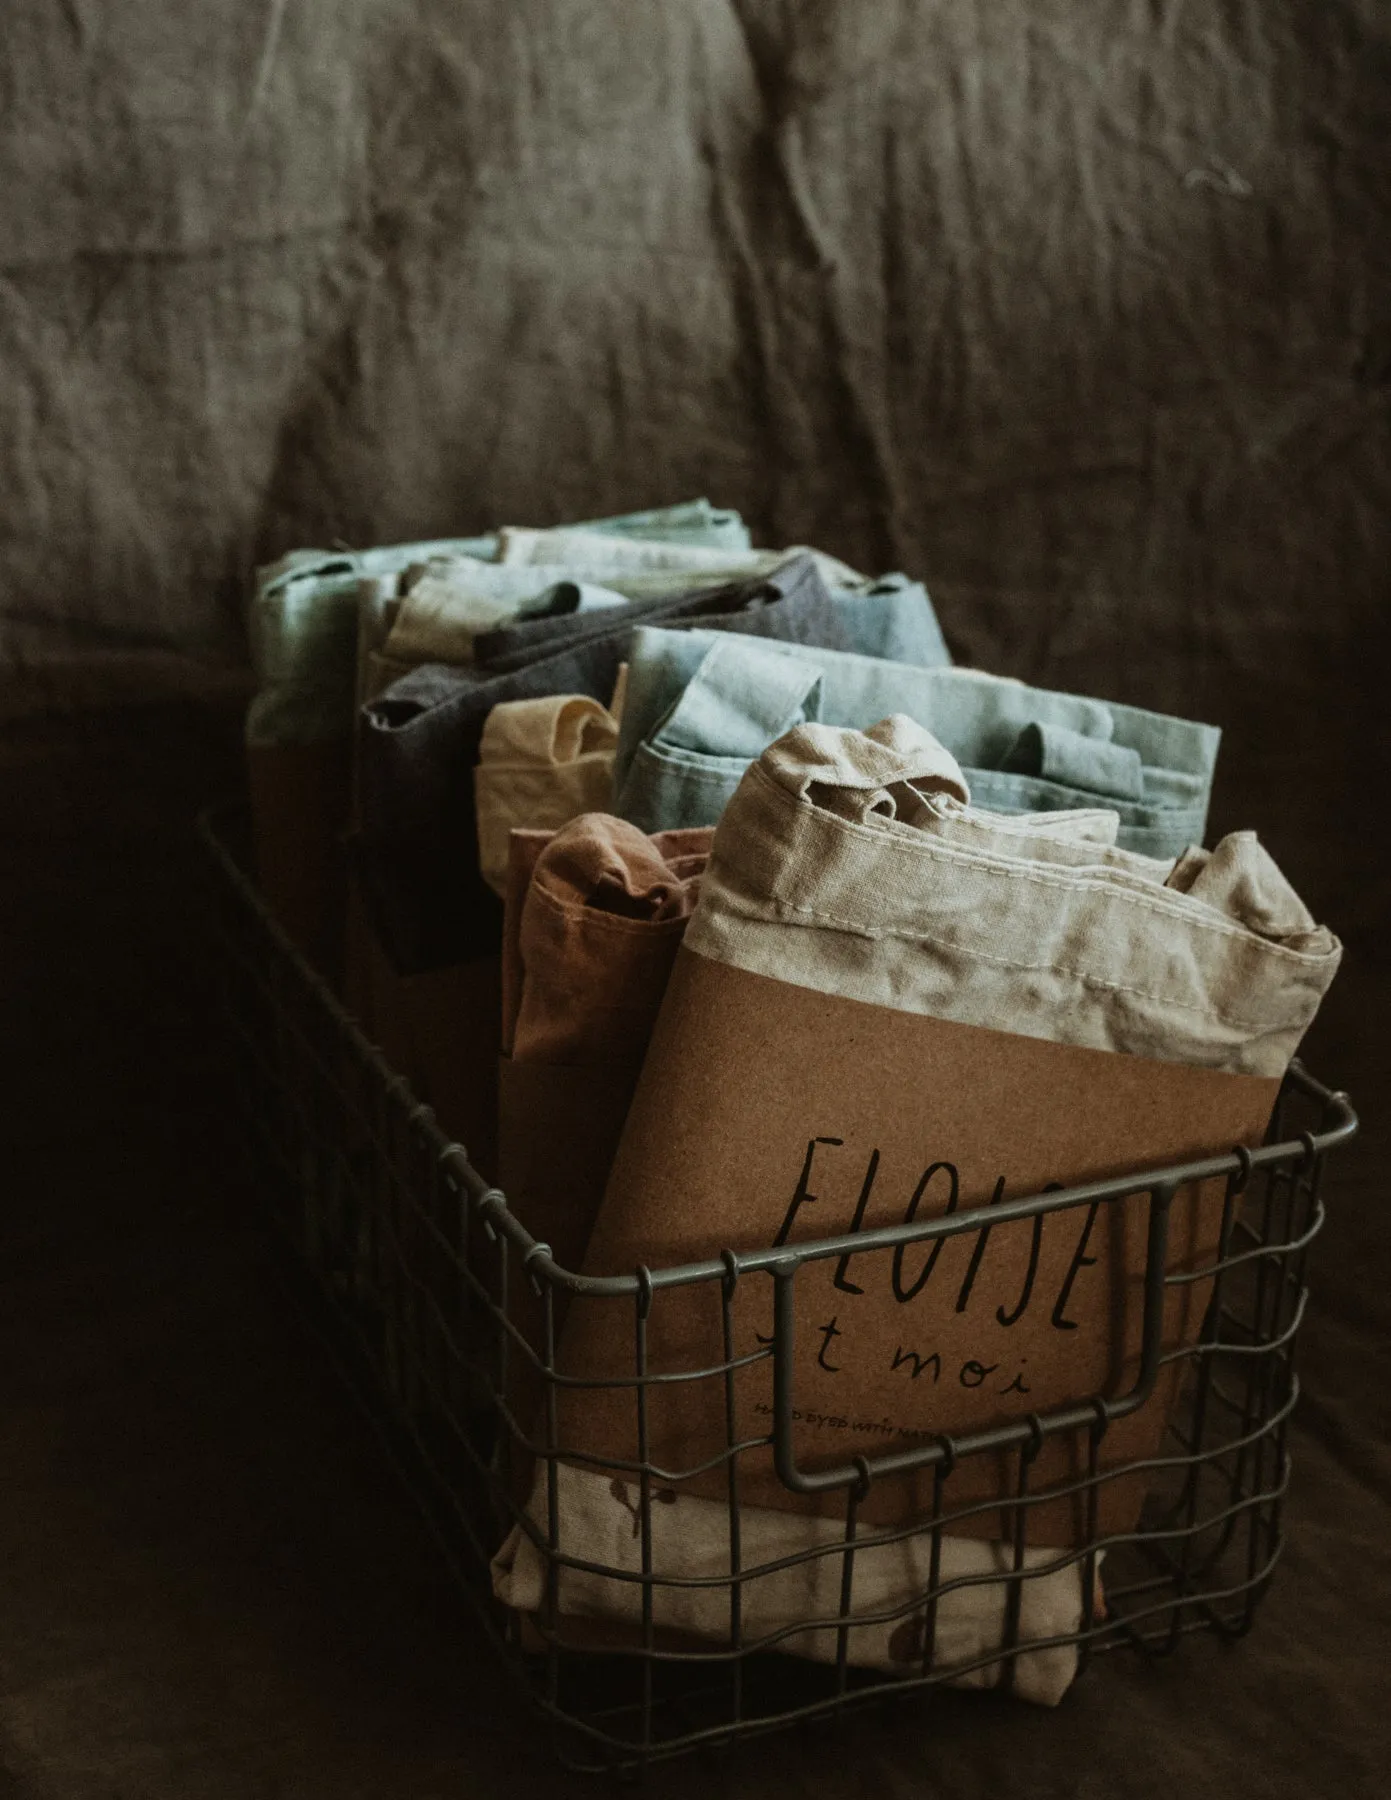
[473,567,951,672]
[469,552,840,673]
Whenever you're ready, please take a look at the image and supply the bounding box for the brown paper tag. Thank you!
[551,947,1280,1544]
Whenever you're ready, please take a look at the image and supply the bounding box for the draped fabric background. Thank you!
[1,4,1387,1796]
[3,6,1386,695]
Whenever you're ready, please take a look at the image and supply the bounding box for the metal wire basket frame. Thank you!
[199,808,1358,1774]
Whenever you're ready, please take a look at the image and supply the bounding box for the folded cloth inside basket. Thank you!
[537,718,1340,1575]
[472,563,951,676]
[475,694,623,898]
[491,1461,1097,1707]
[496,817,712,1248]
[495,524,861,590]
[382,565,632,667]
[469,551,845,675]
[243,503,740,972]
[495,818,714,1445]
[612,628,1221,859]
[358,558,869,972]
[247,535,500,749]
[504,814,711,1064]
[683,713,1338,1073]
[247,499,750,749]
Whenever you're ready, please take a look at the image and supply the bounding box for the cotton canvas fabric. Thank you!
[469,552,843,675]
[381,566,630,668]
[831,573,952,668]
[687,716,1340,1076]
[492,1460,1092,1707]
[246,501,748,750]
[495,818,714,1405]
[358,559,885,972]
[497,526,862,592]
[250,504,743,974]
[248,536,500,748]
[475,696,621,898]
[475,564,952,675]
[614,628,1221,859]
[390,556,805,674]
[505,814,711,1066]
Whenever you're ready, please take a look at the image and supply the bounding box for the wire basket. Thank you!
[199,807,1357,1773]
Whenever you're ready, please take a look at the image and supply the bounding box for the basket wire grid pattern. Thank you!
[199,810,1357,1773]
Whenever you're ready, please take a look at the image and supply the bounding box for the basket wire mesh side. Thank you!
[199,808,1357,1774]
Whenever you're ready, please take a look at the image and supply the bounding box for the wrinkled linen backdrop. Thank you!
[2,8,1384,744]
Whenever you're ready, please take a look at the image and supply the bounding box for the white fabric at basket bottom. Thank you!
[491,1461,1098,1706]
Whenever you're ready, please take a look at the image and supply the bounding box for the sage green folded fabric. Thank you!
[541,497,751,553]
[497,526,864,592]
[248,538,498,747]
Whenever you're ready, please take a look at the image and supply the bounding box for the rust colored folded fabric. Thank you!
[496,815,714,1485]
[502,815,713,1066]
[496,813,710,1286]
